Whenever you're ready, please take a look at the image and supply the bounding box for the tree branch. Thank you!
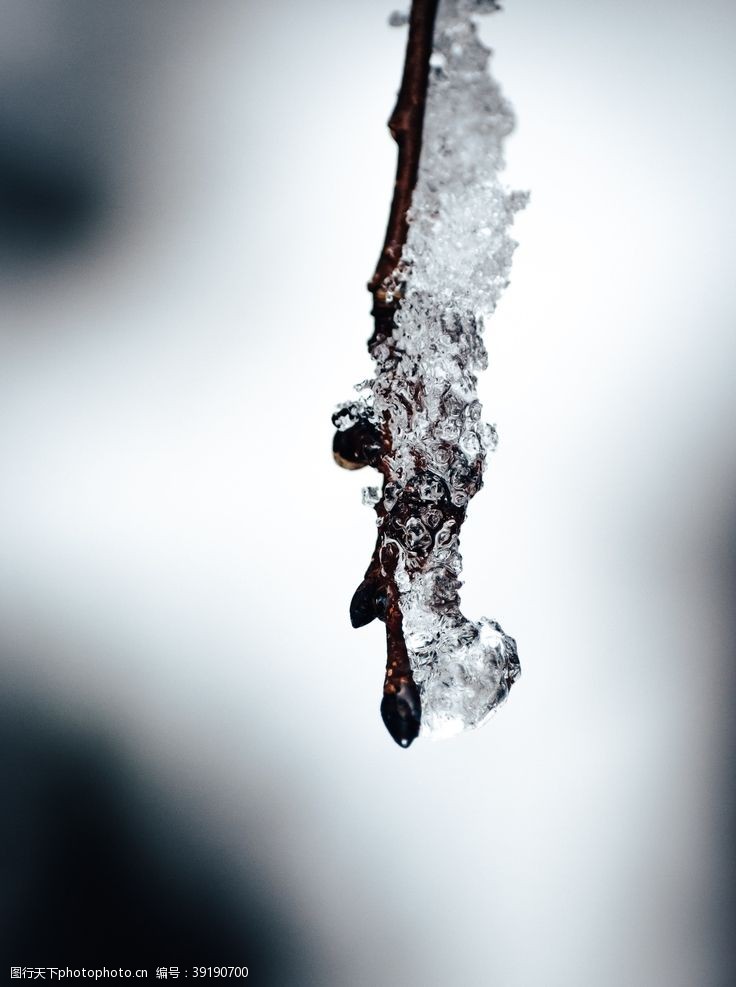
[334,0,522,748]
[369,0,439,303]
[333,0,439,749]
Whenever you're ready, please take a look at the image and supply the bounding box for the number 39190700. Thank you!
[193,968,248,978]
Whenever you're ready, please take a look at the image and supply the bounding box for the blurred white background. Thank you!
[1,1,735,984]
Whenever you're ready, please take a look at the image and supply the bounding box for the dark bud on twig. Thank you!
[381,678,421,748]
[350,579,378,628]
[332,421,382,471]
[350,580,390,628]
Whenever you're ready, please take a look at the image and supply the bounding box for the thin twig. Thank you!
[334,0,439,748]
[369,0,439,303]
[371,0,439,746]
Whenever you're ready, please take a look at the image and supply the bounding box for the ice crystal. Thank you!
[339,0,525,738]
[362,486,381,508]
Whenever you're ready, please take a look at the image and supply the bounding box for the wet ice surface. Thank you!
[339,0,526,738]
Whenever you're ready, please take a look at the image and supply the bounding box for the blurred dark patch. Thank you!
[0,134,104,262]
[717,528,736,987]
[0,693,321,982]
[0,0,183,278]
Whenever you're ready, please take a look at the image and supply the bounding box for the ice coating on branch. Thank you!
[336,0,525,738]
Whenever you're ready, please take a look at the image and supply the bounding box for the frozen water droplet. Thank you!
[467,399,482,422]
[438,418,461,442]
[434,521,456,549]
[422,506,443,529]
[417,474,445,502]
[395,560,411,593]
[404,619,437,654]
[383,482,401,512]
[481,422,499,452]
[362,486,381,507]
[404,517,432,553]
[459,429,480,458]
[434,445,452,467]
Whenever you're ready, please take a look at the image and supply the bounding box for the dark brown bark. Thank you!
[336,0,439,749]
[369,0,439,303]
[372,0,439,747]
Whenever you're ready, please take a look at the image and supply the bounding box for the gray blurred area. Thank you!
[1,1,735,984]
